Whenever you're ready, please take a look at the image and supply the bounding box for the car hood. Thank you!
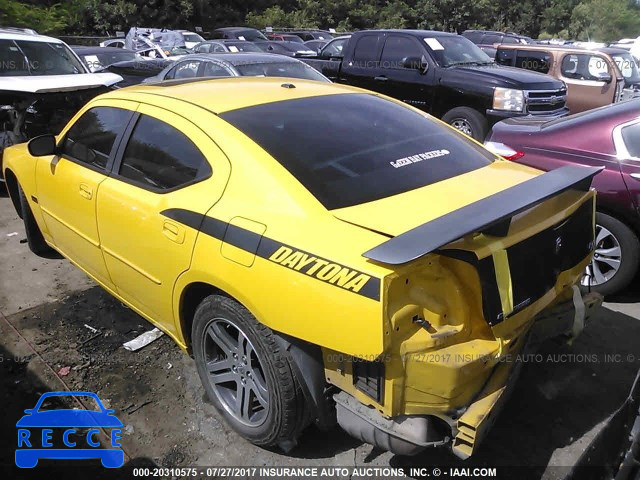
[0,73,122,94]
[16,410,123,428]
[332,161,542,237]
[444,64,564,90]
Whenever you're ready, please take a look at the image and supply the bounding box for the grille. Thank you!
[525,89,567,114]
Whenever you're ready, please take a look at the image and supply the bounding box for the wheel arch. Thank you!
[4,169,22,219]
[176,279,334,428]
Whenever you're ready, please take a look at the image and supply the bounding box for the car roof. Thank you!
[0,31,64,43]
[172,52,302,66]
[108,77,363,114]
[498,43,598,53]
[214,27,260,32]
[598,47,631,55]
[73,46,136,54]
[359,29,458,38]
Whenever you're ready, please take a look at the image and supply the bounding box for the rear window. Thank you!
[220,94,495,209]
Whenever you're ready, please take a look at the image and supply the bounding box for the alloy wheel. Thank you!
[582,224,622,287]
[202,317,269,426]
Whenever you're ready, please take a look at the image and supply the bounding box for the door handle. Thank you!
[79,183,92,200]
[630,173,640,181]
[162,220,185,244]
[374,76,388,82]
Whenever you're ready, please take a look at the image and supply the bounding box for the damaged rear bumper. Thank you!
[334,290,603,458]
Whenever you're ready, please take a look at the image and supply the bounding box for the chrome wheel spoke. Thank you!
[207,357,233,374]
[596,246,621,257]
[209,370,237,385]
[596,256,621,269]
[235,383,252,421]
[592,259,607,285]
[208,323,237,354]
[595,226,610,246]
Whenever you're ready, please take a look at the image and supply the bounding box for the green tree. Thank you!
[0,0,67,33]
[569,0,640,41]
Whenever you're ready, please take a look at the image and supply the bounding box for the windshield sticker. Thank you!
[390,149,450,169]
[228,45,239,52]
[424,38,444,50]
[238,36,246,41]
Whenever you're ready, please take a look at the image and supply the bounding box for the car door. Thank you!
[376,35,435,111]
[34,101,136,290]
[339,33,383,92]
[614,118,640,212]
[559,52,617,112]
[96,104,231,333]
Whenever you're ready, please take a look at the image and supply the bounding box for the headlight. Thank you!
[493,87,525,112]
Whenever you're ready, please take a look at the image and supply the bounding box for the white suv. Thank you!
[0,29,122,180]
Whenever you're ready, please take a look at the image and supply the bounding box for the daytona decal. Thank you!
[267,246,373,295]
[161,209,381,301]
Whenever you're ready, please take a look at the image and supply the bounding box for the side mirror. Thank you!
[403,56,429,74]
[596,72,612,83]
[27,134,57,157]
[23,409,34,415]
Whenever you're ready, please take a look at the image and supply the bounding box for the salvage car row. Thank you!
[1,23,639,469]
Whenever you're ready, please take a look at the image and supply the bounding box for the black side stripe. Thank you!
[161,208,381,301]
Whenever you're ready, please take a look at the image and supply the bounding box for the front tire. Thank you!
[441,107,489,141]
[581,213,640,296]
[192,295,308,448]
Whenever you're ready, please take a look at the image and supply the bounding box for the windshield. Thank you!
[183,33,204,43]
[221,94,495,209]
[235,62,328,81]
[226,42,262,53]
[423,36,494,67]
[0,39,86,76]
[235,30,268,41]
[611,52,640,84]
[82,51,137,71]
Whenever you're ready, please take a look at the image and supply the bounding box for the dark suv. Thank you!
[462,30,533,58]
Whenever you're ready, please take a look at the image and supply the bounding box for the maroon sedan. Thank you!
[486,99,640,296]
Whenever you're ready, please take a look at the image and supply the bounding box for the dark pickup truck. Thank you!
[304,30,569,140]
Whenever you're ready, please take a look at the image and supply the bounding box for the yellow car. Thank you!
[3,77,603,458]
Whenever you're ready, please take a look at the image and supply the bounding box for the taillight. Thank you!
[484,141,525,161]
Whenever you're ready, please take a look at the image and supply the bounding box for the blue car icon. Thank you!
[16,391,124,468]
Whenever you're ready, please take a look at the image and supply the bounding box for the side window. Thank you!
[62,107,131,170]
[621,122,640,158]
[462,32,483,44]
[165,61,201,80]
[482,34,502,45]
[195,44,210,53]
[502,36,519,44]
[210,42,227,53]
[203,62,232,77]
[561,54,609,81]
[320,38,346,58]
[380,36,424,69]
[352,35,380,64]
[515,51,551,74]
[496,49,515,66]
[119,115,210,190]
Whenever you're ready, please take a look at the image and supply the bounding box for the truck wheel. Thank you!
[442,107,489,141]
[192,295,308,448]
[18,184,55,257]
[581,213,640,296]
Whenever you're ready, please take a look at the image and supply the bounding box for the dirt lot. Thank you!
[1,186,639,480]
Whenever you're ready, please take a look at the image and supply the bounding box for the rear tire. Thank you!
[581,213,640,296]
[18,184,56,257]
[192,295,308,448]
[442,107,489,141]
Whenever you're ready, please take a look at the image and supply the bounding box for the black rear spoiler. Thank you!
[363,165,603,265]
